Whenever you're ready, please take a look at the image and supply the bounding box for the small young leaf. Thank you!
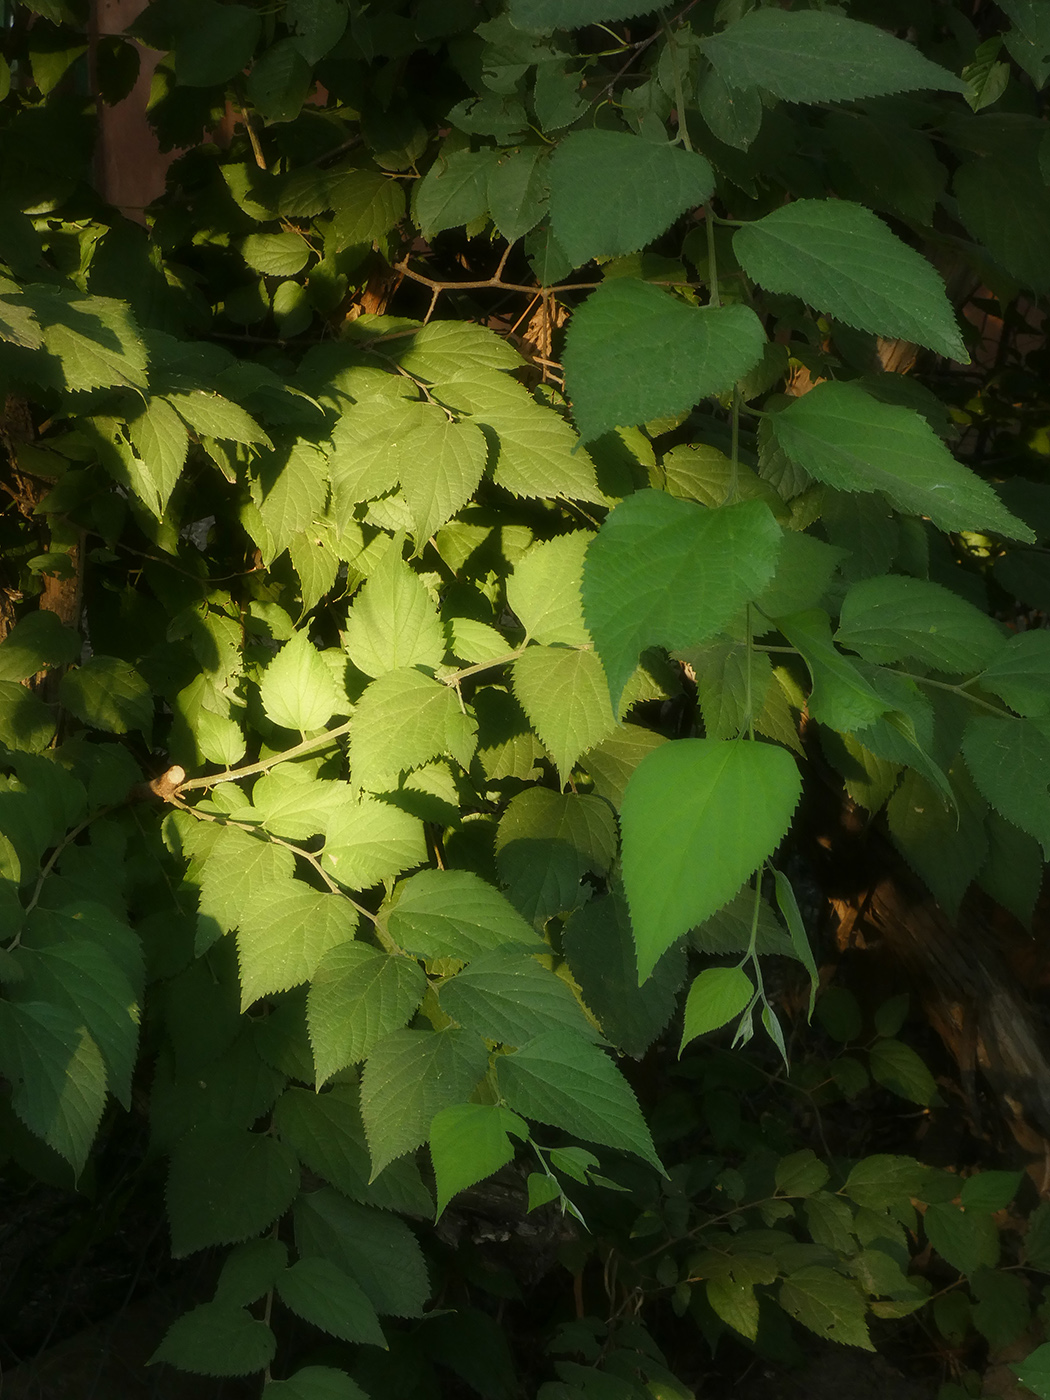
[680,967,754,1050]
[621,739,801,981]
[430,1103,527,1217]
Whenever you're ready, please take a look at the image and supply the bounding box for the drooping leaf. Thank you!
[549,130,713,268]
[887,764,988,920]
[430,1103,528,1217]
[621,739,802,980]
[680,967,755,1049]
[734,200,967,361]
[701,8,964,105]
[925,1202,1000,1275]
[360,1027,489,1176]
[582,492,782,711]
[0,999,106,1173]
[563,281,766,442]
[496,1029,663,1172]
[306,942,426,1082]
[978,629,1050,716]
[962,714,1050,858]
[772,383,1032,540]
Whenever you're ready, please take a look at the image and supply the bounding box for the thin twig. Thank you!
[177,719,354,792]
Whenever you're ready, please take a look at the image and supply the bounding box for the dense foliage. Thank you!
[3,0,1050,1394]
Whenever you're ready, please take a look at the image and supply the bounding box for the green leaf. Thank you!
[776,1149,830,1198]
[127,397,189,516]
[166,1125,300,1257]
[34,290,148,393]
[707,1279,760,1341]
[495,789,618,925]
[753,531,845,621]
[1013,1342,1050,1399]
[484,400,603,503]
[166,389,271,446]
[329,172,405,250]
[549,130,713,269]
[508,0,650,29]
[772,383,1032,540]
[734,201,966,361]
[430,1103,528,1217]
[582,492,782,711]
[887,765,988,920]
[680,967,754,1048]
[776,609,893,733]
[150,1303,275,1377]
[488,145,549,242]
[979,629,1050,716]
[349,669,476,792]
[274,1083,433,1216]
[621,739,801,980]
[683,640,771,741]
[265,1366,370,1400]
[971,1267,1030,1350]
[326,397,424,528]
[384,868,544,960]
[779,1267,873,1350]
[196,825,296,948]
[843,1154,926,1209]
[697,68,762,152]
[563,282,765,442]
[496,1030,663,1172]
[174,0,260,85]
[256,442,328,562]
[507,532,591,647]
[978,809,1043,929]
[343,539,446,677]
[438,947,596,1047]
[512,646,616,785]
[59,656,152,735]
[237,883,357,1011]
[563,892,686,1057]
[277,1257,386,1347]
[956,135,1050,294]
[16,934,139,1108]
[869,1038,937,1106]
[294,1189,430,1316]
[415,148,498,240]
[701,8,964,105]
[961,1170,1023,1214]
[307,942,426,1082]
[399,417,488,547]
[395,321,525,381]
[259,630,345,732]
[837,575,1005,674]
[580,724,670,810]
[0,609,80,683]
[242,232,310,277]
[247,38,313,122]
[1000,0,1050,85]
[321,794,426,890]
[0,999,106,1173]
[924,1202,1000,1275]
[215,1238,288,1307]
[360,1027,489,1176]
[962,714,1050,858]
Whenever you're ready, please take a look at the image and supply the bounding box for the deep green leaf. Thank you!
[384,868,544,960]
[779,1267,873,1350]
[837,575,1005,674]
[59,656,152,735]
[307,942,426,1082]
[549,131,713,269]
[495,788,618,925]
[701,9,964,105]
[924,1201,999,1275]
[621,739,802,980]
[360,1027,489,1176]
[488,145,549,242]
[294,1189,430,1316]
[772,383,1032,540]
[277,1257,386,1347]
[563,281,765,442]
[496,1029,663,1172]
[735,201,966,361]
[869,1038,937,1106]
[962,714,1050,858]
[215,1238,288,1307]
[978,629,1050,716]
[150,1303,275,1377]
[0,609,80,683]
[582,492,782,710]
[166,1125,300,1257]
[264,1366,370,1400]
[415,148,498,240]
